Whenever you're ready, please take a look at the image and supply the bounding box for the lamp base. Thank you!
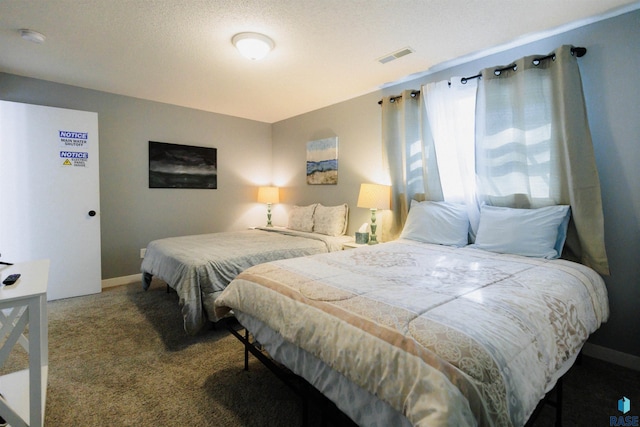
[368,209,379,244]
[266,203,273,227]
[368,229,379,244]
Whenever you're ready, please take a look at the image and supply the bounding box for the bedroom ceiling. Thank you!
[1,0,638,124]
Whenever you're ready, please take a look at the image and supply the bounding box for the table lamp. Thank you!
[257,186,280,227]
[357,183,390,244]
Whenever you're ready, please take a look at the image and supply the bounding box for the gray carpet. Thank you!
[4,279,638,426]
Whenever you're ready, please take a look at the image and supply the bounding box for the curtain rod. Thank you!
[377,90,420,105]
[458,46,587,85]
[377,47,586,104]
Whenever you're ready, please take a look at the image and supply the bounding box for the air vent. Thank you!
[378,47,413,64]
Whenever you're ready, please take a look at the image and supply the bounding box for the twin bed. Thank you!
[141,203,351,334]
[213,201,609,426]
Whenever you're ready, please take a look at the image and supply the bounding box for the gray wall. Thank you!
[272,10,640,358]
[271,92,385,236]
[0,74,273,279]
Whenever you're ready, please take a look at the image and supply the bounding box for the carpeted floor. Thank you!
[3,279,638,426]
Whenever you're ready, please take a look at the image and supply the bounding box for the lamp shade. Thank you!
[357,183,390,210]
[232,32,274,60]
[257,186,279,204]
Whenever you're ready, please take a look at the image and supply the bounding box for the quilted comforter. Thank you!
[215,239,609,426]
[141,227,350,334]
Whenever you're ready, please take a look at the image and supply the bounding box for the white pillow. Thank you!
[287,204,317,232]
[472,205,570,259]
[399,200,469,247]
[313,204,348,236]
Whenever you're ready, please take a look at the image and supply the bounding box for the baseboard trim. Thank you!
[102,273,142,289]
[583,342,640,371]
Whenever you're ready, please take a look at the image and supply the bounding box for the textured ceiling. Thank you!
[1,0,638,123]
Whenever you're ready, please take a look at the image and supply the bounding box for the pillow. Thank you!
[287,204,317,232]
[313,204,348,236]
[399,200,469,247]
[554,207,571,257]
[472,205,571,259]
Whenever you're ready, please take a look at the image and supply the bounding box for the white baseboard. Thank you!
[101,273,142,289]
[583,342,640,371]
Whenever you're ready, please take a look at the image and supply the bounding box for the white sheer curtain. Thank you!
[475,56,560,207]
[475,45,608,274]
[423,78,479,235]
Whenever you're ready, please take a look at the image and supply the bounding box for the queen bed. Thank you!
[141,203,352,334]
[214,201,609,426]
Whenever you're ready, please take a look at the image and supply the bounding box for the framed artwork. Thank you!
[149,141,217,189]
[306,137,338,185]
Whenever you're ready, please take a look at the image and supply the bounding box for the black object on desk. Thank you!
[2,273,20,285]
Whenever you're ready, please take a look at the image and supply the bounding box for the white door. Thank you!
[0,100,101,300]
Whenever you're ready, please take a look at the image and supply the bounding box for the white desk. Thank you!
[0,260,49,427]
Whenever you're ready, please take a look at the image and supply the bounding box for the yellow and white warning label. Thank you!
[60,151,88,168]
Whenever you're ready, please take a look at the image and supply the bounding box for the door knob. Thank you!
[88,210,97,217]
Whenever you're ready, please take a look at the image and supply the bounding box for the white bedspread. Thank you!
[141,227,351,334]
[215,239,609,426]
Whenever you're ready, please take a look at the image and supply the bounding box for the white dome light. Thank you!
[232,32,274,61]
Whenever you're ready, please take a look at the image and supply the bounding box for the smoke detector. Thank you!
[20,29,46,44]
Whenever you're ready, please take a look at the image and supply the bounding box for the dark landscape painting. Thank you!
[149,141,217,189]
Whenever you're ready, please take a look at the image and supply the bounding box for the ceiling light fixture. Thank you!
[19,29,46,44]
[232,32,274,61]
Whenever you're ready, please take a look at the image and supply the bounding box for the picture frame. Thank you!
[306,137,338,185]
[148,141,217,189]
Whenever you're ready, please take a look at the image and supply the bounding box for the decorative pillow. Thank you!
[472,205,571,259]
[287,204,317,232]
[399,200,469,247]
[313,204,348,236]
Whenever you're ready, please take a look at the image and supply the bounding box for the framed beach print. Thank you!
[149,141,217,189]
[306,137,338,185]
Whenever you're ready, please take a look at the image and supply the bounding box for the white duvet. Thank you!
[215,239,609,426]
[141,227,351,334]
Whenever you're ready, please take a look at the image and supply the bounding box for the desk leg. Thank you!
[28,296,45,427]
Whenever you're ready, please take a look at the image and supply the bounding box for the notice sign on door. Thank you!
[59,130,89,167]
[60,151,89,167]
[59,130,88,148]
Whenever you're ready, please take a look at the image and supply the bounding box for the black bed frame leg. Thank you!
[302,396,309,427]
[244,329,250,371]
[142,272,153,290]
[555,378,563,427]
[524,376,564,427]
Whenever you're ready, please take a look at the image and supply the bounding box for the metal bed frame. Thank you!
[224,317,566,427]
[224,319,357,426]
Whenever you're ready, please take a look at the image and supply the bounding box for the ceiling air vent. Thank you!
[378,47,414,64]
